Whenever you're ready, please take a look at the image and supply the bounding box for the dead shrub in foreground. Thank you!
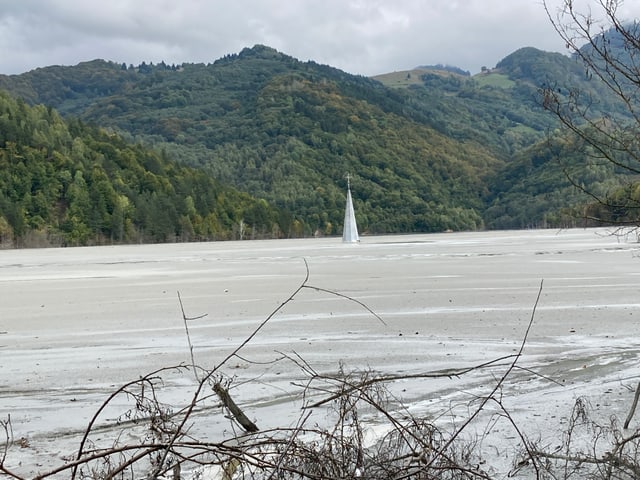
[520,397,640,479]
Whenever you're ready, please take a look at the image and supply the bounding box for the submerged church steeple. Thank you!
[342,174,359,243]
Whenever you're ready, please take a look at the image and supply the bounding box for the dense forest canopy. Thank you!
[0,38,637,247]
[0,91,286,247]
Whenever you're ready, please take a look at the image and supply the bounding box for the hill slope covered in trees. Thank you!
[0,91,285,247]
[0,43,632,240]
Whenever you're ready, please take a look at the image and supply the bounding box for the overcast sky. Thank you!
[1,1,640,77]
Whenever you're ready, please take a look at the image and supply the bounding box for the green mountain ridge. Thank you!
[0,42,633,244]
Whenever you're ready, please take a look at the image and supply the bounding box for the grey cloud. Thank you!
[1,0,638,76]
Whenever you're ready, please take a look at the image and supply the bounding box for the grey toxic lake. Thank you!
[1,227,640,476]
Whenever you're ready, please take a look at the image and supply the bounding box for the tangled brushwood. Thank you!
[1,268,640,479]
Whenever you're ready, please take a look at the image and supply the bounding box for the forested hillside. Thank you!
[0,47,500,234]
[0,92,284,247]
[0,42,634,240]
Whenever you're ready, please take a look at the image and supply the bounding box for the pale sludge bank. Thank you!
[1,227,640,478]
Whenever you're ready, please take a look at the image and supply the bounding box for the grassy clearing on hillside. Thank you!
[372,69,433,88]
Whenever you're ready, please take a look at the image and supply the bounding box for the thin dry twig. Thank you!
[177,290,208,382]
[424,279,544,475]
[302,284,387,326]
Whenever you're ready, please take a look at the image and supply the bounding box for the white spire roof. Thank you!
[342,174,359,243]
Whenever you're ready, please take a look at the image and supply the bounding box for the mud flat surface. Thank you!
[1,227,640,477]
